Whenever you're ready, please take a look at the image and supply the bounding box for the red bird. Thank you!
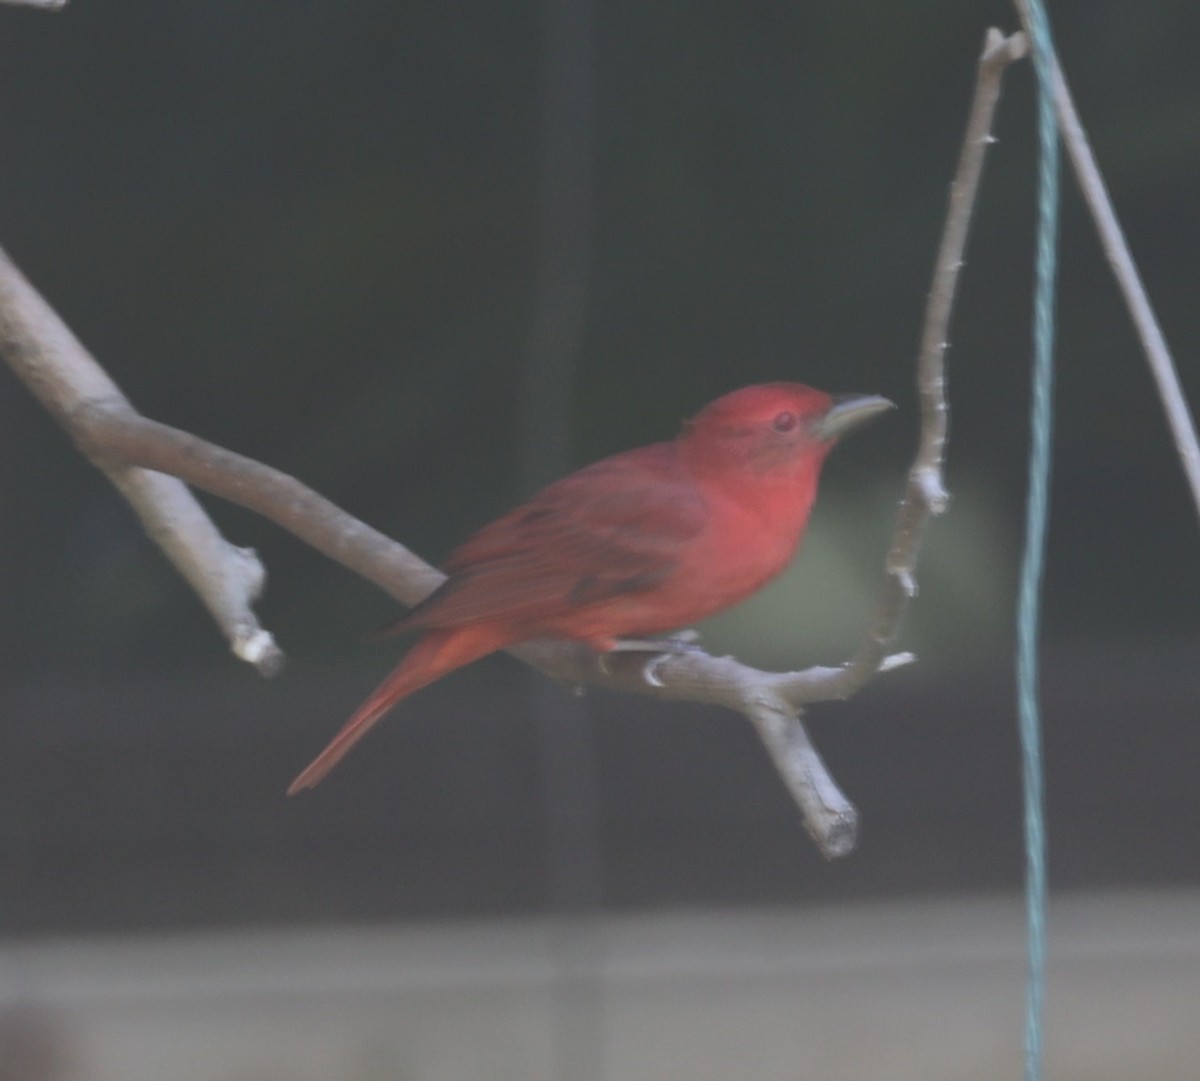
[288,383,891,794]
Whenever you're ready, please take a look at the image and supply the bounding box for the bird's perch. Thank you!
[0,30,1026,858]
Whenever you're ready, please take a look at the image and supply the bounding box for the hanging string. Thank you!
[1013,2,1059,1079]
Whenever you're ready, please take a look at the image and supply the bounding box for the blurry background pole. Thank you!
[518,0,602,1078]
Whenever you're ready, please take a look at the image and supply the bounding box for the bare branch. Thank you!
[0,31,1025,857]
[1010,0,1200,531]
[762,27,1027,709]
[0,245,283,675]
[0,0,67,9]
[74,406,446,608]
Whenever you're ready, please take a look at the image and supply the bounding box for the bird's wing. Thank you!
[393,445,707,632]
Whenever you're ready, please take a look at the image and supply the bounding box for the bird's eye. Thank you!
[772,410,798,432]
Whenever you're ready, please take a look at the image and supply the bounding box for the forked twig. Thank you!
[0,248,283,675]
[771,27,1028,709]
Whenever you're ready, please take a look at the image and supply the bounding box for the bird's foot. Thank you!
[597,630,702,677]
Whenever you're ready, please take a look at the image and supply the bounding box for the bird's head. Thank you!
[678,382,893,479]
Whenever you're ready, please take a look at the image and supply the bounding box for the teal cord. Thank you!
[1018,3,1059,1080]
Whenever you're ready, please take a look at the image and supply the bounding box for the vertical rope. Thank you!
[1015,2,1059,1079]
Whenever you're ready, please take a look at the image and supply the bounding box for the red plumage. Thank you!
[288,382,890,793]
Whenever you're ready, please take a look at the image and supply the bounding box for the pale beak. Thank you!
[812,394,895,442]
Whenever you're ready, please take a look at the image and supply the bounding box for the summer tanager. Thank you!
[288,382,891,794]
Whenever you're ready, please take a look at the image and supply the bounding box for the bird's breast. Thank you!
[564,481,814,638]
[683,489,810,603]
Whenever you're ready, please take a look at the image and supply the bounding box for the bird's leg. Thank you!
[595,630,703,676]
[606,628,703,654]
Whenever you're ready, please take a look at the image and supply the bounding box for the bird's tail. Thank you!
[287,625,507,795]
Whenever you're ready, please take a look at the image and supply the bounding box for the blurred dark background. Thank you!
[1,0,1198,937]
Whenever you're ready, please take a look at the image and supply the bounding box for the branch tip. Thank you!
[982,28,1028,67]
[234,628,285,676]
[812,812,858,861]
